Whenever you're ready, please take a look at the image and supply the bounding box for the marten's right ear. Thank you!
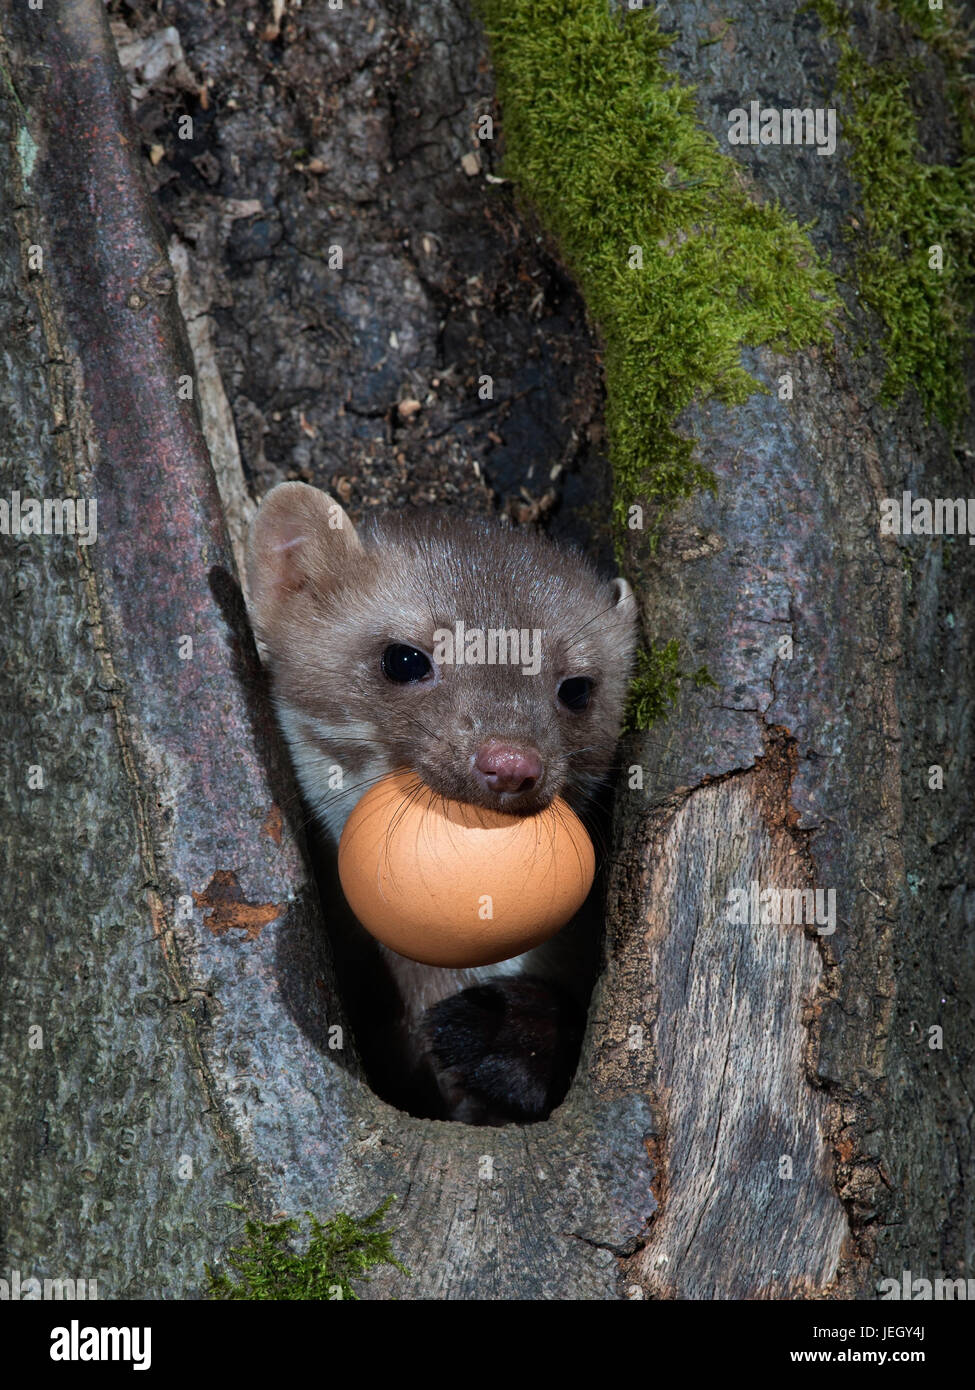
[246,482,362,642]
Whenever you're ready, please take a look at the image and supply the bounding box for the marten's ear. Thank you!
[246,482,361,644]
[607,575,639,661]
[609,576,633,609]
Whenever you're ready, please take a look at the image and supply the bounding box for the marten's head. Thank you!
[247,482,638,825]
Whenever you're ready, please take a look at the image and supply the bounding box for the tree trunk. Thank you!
[1,0,971,1300]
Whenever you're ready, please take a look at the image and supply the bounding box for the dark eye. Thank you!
[381,643,433,683]
[558,677,594,711]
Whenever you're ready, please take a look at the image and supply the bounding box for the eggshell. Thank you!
[337,769,595,967]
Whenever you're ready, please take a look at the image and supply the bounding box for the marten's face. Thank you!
[247,484,638,825]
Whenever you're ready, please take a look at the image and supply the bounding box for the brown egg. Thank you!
[337,769,595,967]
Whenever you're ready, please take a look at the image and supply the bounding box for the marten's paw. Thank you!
[423,976,584,1125]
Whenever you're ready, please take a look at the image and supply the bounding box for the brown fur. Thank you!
[246,482,638,1116]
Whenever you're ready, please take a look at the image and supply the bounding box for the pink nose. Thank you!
[473,742,543,795]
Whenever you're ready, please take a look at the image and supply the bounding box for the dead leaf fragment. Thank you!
[192,869,284,940]
[261,803,284,845]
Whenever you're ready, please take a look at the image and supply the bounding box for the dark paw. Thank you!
[424,977,584,1125]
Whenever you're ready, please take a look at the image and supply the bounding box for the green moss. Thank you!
[475,0,975,731]
[623,640,716,731]
[206,1197,409,1300]
[474,1,838,728]
[474,0,839,530]
[809,0,975,426]
[886,0,971,55]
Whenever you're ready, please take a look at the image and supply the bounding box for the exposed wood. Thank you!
[609,758,849,1298]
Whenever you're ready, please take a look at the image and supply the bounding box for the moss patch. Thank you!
[623,640,717,732]
[474,0,838,529]
[474,0,839,727]
[810,0,975,426]
[887,0,974,58]
[206,1197,409,1300]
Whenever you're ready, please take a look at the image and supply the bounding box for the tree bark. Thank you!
[1,0,971,1300]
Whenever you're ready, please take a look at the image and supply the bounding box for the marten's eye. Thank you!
[382,643,433,683]
[558,677,594,711]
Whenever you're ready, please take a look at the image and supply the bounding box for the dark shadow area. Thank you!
[164,0,626,1124]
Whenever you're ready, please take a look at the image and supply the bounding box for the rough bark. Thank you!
[0,0,971,1301]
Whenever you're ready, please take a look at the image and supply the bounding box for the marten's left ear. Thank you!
[608,575,639,660]
[610,577,633,608]
[246,482,362,649]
